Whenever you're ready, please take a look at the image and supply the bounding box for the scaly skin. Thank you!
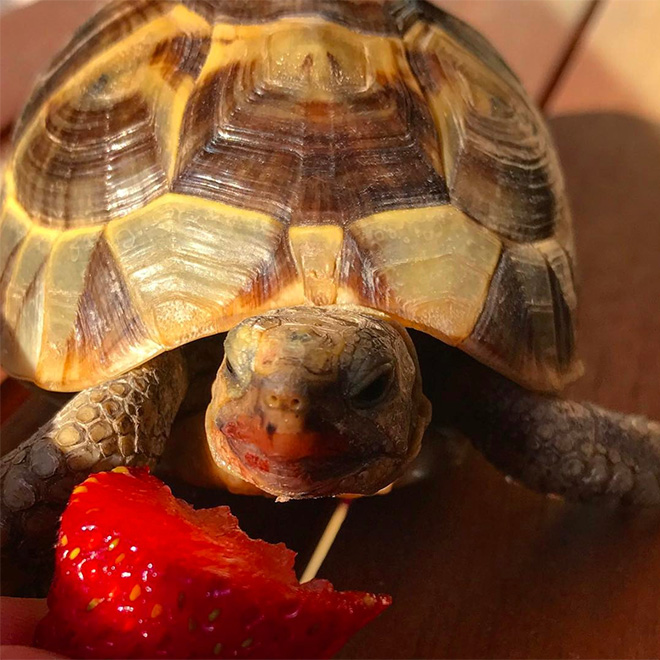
[4,318,659,594]
[465,385,660,506]
[421,341,660,506]
[0,350,187,595]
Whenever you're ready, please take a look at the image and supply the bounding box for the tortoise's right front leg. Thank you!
[1,350,187,595]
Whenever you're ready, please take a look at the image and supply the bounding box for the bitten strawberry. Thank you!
[34,468,390,659]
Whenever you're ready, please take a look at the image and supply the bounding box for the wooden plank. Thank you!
[556,118,660,418]
[435,0,593,102]
[548,0,660,122]
[328,449,660,658]
[546,0,660,416]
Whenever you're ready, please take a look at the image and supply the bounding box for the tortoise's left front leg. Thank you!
[428,351,660,506]
[461,380,660,506]
[1,350,187,594]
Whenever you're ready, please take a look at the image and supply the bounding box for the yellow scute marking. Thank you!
[52,5,207,108]
[346,206,502,343]
[201,17,399,100]
[105,193,292,347]
[265,20,373,99]
[1,226,57,379]
[289,225,343,305]
[0,191,31,278]
[1,187,307,390]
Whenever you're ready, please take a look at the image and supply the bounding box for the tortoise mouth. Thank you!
[217,415,402,497]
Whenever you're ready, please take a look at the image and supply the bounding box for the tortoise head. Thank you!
[205,307,431,498]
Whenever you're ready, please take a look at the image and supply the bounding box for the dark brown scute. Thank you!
[16,93,167,228]
[173,65,301,221]
[406,20,560,243]
[411,0,520,85]
[15,12,213,228]
[547,264,575,371]
[466,245,578,389]
[448,140,558,242]
[174,64,448,226]
[149,34,211,85]
[13,0,175,142]
[74,237,150,369]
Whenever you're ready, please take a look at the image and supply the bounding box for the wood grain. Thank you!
[329,448,660,658]
[435,0,593,102]
[548,0,660,122]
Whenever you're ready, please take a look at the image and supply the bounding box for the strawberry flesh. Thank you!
[34,468,390,659]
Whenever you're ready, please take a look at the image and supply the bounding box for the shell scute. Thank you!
[173,18,448,226]
[103,195,297,347]
[463,240,580,390]
[14,0,174,138]
[0,224,53,379]
[1,0,578,392]
[405,9,563,243]
[344,206,502,344]
[13,2,212,228]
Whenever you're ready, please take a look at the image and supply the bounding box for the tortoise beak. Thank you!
[219,415,370,496]
[210,375,401,497]
[206,361,419,498]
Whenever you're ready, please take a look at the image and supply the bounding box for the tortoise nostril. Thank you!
[263,390,305,412]
[266,393,280,408]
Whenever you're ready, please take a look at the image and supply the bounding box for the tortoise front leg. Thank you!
[1,350,187,595]
[423,345,660,506]
[456,378,660,506]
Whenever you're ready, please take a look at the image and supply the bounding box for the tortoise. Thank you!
[2,0,660,592]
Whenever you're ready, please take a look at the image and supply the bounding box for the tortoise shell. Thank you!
[0,0,580,393]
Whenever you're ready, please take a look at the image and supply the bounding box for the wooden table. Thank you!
[2,1,659,657]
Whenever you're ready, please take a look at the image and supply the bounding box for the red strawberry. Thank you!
[34,467,390,659]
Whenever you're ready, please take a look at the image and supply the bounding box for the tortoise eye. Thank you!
[225,358,237,378]
[351,368,393,408]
